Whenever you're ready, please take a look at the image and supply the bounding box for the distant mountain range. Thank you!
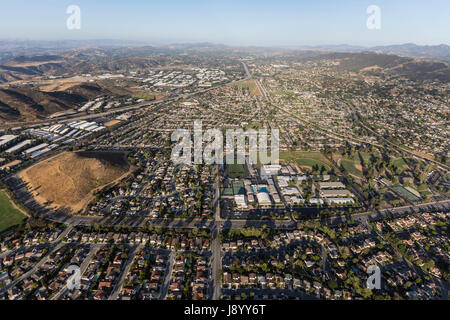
[293,43,450,62]
[1,40,449,62]
[0,39,145,50]
[370,44,450,62]
[0,40,147,64]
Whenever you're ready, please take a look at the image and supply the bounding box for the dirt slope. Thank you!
[18,151,131,213]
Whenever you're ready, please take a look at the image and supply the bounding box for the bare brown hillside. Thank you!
[0,84,103,121]
[18,151,131,213]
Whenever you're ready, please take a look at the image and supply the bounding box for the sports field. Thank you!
[391,185,421,202]
[225,164,246,178]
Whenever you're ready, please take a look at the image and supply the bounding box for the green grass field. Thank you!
[280,151,327,162]
[343,152,372,163]
[358,152,373,162]
[279,151,331,171]
[233,81,260,95]
[391,158,408,171]
[296,158,330,171]
[0,190,26,233]
[339,152,379,178]
[417,184,432,196]
[341,159,364,178]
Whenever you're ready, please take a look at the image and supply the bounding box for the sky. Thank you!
[0,0,449,47]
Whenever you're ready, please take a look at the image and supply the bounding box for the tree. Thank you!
[261,263,268,272]
[328,280,338,290]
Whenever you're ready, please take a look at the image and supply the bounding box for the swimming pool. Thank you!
[252,187,268,193]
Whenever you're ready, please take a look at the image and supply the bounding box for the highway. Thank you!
[241,61,252,79]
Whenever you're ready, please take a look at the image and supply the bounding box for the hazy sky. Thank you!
[0,0,449,46]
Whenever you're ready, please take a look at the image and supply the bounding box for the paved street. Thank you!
[51,244,103,300]
[108,244,142,300]
[0,224,74,295]
[159,251,175,300]
[211,227,222,300]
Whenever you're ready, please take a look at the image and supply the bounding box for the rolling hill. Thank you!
[299,51,450,82]
[18,151,131,213]
[0,83,103,121]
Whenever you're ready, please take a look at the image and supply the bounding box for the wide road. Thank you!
[40,198,449,232]
[241,61,252,78]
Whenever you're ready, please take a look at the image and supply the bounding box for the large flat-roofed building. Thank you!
[24,143,49,155]
[256,192,272,207]
[277,176,290,188]
[317,181,346,189]
[319,189,354,198]
[279,166,296,175]
[285,195,305,206]
[260,165,281,180]
[0,135,18,147]
[234,194,248,209]
[5,139,32,153]
[326,198,355,205]
[267,178,281,204]
[281,186,301,196]
[309,198,324,205]
[243,179,255,203]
